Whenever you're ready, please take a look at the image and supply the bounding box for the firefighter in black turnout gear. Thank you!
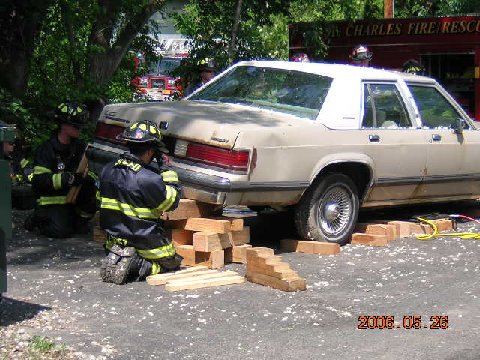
[99,120,182,285]
[27,102,98,238]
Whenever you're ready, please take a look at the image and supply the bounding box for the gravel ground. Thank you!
[1,206,479,359]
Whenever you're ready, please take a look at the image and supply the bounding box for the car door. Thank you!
[360,82,428,206]
[407,83,480,199]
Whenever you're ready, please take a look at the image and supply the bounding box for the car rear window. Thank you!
[189,66,333,120]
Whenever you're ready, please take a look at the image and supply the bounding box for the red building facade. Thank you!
[289,16,480,120]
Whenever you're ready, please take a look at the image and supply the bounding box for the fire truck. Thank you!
[289,15,480,120]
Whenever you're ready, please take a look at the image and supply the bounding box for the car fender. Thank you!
[308,153,375,201]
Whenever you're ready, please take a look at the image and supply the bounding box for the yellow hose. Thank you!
[416,217,480,240]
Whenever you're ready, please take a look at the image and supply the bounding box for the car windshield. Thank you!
[189,65,333,120]
[150,78,165,89]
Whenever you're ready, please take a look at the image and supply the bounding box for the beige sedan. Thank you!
[88,60,480,245]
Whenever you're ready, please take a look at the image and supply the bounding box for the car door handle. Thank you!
[369,134,380,142]
[432,134,442,142]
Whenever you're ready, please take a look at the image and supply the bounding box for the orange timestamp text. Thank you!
[357,315,448,330]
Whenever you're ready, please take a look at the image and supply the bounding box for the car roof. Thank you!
[232,60,435,84]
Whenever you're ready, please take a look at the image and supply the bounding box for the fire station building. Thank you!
[289,15,480,120]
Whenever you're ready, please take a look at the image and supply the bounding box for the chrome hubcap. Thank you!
[317,185,352,235]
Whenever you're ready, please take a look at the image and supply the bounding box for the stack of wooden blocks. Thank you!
[162,199,252,268]
[350,218,454,246]
[245,247,306,292]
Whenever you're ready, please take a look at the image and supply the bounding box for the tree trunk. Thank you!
[0,1,49,97]
[228,0,243,61]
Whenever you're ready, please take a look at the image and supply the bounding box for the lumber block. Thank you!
[93,226,106,243]
[387,221,413,238]
[174,245,196,266]
[296,241,315,253]
[174,245,225,268]
[351,233,388,246]
[161,199,215,221]
[431,219,453,232]
[229,226,250,245]
[193,232,232,252]
[356,223,397,241]
[246,272,306,292]
[212,217,244,231]
[146,266,210,286]
[184,218,232,233]
[224,244,252,264]
[280,239,340,255]
[408,223,432,235]
[312,242,341,255]
[170,229,194,246]
[165,272,245,292]
[280,239,299,253]
[246,247,275,261]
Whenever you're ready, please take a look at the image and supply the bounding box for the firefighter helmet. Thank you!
[54,102,89,128]
[402,59,425,75]
[117,120,168,153]
[198,58,216,71]
[351,45,373,63]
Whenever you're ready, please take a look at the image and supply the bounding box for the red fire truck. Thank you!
[289,15,480,120]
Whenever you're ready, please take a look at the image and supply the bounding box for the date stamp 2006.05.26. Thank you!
[357,315,449,330]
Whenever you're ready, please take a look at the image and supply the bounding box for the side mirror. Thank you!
[159,121,169,131]
[452,118,467,135]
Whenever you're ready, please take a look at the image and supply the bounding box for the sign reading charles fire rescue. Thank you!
[291,16,480,48]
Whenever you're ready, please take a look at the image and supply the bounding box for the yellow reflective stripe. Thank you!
[88,171,98,180]
[151,262,161,275]
[137,243,175,260]
[161,170,178,183]
[156,185,178,212]
[27,173,33,182]
[20,159,29,168]
[52,173,62,190]
[34,166,52,175]
[37,195,67,205]
[100,197,157,219]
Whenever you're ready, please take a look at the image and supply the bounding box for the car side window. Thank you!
[362,83,412,128]
[408,85,464,129]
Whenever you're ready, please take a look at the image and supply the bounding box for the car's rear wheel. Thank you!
[294,173,359,245]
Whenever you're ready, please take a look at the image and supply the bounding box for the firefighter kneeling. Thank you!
[99,120,183,285]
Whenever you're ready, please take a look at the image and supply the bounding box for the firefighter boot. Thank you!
[100,245,138,285]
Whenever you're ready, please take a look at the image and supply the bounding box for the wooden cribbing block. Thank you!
[212,217,244,231]
[184,218,232,233]
[351,233,388,246]
[246,272,306,292]
[165,271,245,292]
[246,247,275,261]
[313,242,341,255]
[387,221,413,238]
[170,229,194,246]
[231,244,252,263]
[93,226,107,243]
[408,223,432,235]
[174,245,224,268]
[161,199,215,221]
[230,226,250,245]
[193,232,232,252]
[280,239,299,253]
[431,219,453,232]
[146,266,210,286]
[280,239,340,255]
[356,223,397,241]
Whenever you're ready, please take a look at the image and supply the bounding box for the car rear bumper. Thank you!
[88,142,309,206]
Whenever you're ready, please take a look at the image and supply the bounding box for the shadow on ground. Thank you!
[0,296,51,327]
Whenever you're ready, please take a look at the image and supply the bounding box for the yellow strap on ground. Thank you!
[416,217,480,240]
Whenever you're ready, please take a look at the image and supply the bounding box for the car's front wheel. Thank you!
[294,173,359,245]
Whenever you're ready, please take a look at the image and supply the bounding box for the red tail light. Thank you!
[186,143,250,173]
[94,122,125,143]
